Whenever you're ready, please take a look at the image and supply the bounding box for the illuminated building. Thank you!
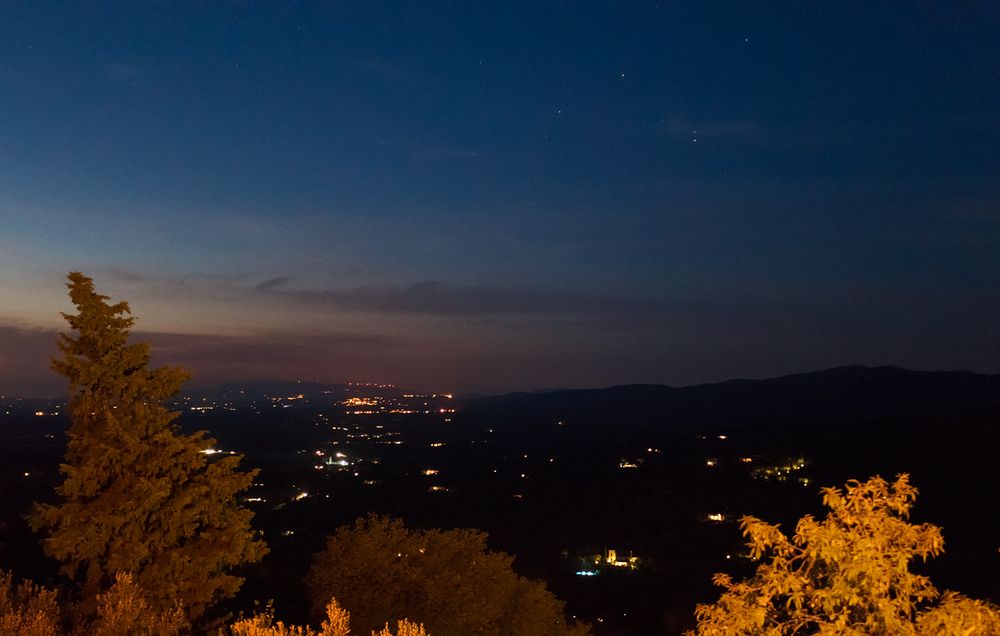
[576,548,641,574]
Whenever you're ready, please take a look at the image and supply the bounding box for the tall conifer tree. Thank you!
[32,272,268,620]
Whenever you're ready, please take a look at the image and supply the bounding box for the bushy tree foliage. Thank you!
[372,619,429,636]
[689,474,1000,635]
[0,570,61,636]
[31,272,268,620]
[307,515,590,636]
[227,597,427,636]
[1,569,189,636]
[89,572,187,636]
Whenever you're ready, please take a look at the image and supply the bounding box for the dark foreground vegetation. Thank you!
[1,274,998,634]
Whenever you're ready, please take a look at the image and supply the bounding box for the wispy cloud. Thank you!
[253,280,659,317]
[104,266,163,284]
[144,328,403,367]
[253,275,293,292]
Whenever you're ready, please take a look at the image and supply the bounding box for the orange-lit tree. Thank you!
[689,474,1000,635]
[228,597,430,636]
[31,272,268,621]
[308,515,590,636]
[0,570,61,636]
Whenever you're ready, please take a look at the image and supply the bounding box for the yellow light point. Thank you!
[430,442,445,447]
[34,411,45,416]
[422,469,439,476]
[707,513,725,522]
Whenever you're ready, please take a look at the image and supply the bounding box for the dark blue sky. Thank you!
[2,2,1000,395]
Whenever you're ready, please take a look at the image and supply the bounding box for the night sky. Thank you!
[2,2,1000,396]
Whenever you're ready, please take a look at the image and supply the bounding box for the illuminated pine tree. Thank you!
[31,272,268,621]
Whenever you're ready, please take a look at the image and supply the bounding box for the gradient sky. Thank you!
[2,2,1000,396]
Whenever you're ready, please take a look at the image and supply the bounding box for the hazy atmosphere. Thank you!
[3,2,1000,396]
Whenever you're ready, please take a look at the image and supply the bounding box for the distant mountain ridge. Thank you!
[12,367,1000,431]
[459,366,1000,431]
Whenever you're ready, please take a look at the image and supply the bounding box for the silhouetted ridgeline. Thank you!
[460,366,1000,432]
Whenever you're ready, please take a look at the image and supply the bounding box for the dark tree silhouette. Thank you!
[308,515,590,636]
